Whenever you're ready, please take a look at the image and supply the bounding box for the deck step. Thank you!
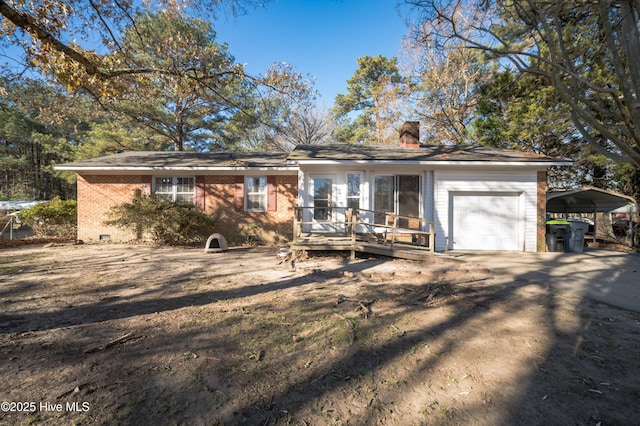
[291,239,433,261]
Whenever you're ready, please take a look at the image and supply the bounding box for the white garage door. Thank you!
[452,192,522,251]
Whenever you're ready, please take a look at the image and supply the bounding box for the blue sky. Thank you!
[213,0,409,107]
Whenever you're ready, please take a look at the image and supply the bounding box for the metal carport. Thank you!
[546,186,638,247]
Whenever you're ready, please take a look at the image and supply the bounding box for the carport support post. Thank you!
[593,206,597,244]
[629,207,634,248]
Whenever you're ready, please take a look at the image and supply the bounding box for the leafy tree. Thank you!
[614,164,640,207]
[0,74,167,199]
[332,55,405,144]
[402,0,640,166]
[472,69,617,189]
[75,120,169,158]
[2,3,319,155]
[473,71,570,152]
[0,78,77,199]
[0,0,268,89]
[105,196,217,245]
[19,196,77,236]
[94,11,248,151]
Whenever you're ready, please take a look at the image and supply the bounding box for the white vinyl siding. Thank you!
[434,170,538,252]
[297,166,540,252]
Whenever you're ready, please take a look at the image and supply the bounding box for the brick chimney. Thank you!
[399,121,420,148]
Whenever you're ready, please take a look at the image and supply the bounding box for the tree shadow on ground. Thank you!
[1,246,639,425]
[217,250,640,425]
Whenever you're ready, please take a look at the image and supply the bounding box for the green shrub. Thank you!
[20,197,77,237]
[105,196,217,245]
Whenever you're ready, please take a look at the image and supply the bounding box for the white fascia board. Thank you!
[288,160,573,167]
[54,166,299,172]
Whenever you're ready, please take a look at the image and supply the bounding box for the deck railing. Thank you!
[293,206,436,253]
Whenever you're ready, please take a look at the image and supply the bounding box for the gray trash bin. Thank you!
[567,221,589,252]
[546,221,570,252]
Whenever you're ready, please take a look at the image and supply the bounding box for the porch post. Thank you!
[347,208,356,260]
[429,222,435,253]
[293,207,300,242]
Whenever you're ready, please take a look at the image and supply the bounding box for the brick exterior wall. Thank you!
[536,170,548,252]
[203,175,297,245]
[76,175,150,242]
[76,173,297,245]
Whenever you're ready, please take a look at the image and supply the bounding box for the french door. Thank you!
[374,174,420,228]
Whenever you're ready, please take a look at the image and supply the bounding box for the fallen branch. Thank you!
[84,332,136,354]
[355,300,374,319]
[249,350,265,361]
[334,313,355,345]
[422,285,440,303]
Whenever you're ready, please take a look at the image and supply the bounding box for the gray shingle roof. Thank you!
[56,144,571,172]
[56,151,291,170]
[287,144,567,163]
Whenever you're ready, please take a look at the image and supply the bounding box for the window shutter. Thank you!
[141,176,152,198]
[267,176,277,212]
[234,175,244,212]
[196,176,205,209]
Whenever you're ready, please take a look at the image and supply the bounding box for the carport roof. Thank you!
[0,200,46,211]
[546,186,638,213]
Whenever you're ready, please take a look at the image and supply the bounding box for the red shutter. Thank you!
[141,176,152,198]
[267,176,277,212]
[195,176,205,209]
[234,175,244,212]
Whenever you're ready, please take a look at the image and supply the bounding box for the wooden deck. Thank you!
[291,207,436,261]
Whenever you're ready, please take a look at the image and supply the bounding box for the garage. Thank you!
[451,192,523,250]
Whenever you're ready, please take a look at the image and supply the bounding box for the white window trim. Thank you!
[310,174,335,222]
[153,176,196,202]
[346,171,363,211]
[373,173,396,213]
[245,176,268,212]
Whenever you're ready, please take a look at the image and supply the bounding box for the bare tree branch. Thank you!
[403,0,640,166]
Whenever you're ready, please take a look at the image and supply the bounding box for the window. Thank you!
[234,175,277,213]
[347,173,361,211]
[312,177,333,220]
[245,176,267,211]
[374,174,421,227]
[374,175,395,213]
[374,175,395,224]
[397,175,420,228]
[154,177,195,203]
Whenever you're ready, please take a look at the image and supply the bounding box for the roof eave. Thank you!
[54,166,299,172]
[288,160,573,167]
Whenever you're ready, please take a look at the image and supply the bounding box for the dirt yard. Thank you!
[1,242,639,425]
